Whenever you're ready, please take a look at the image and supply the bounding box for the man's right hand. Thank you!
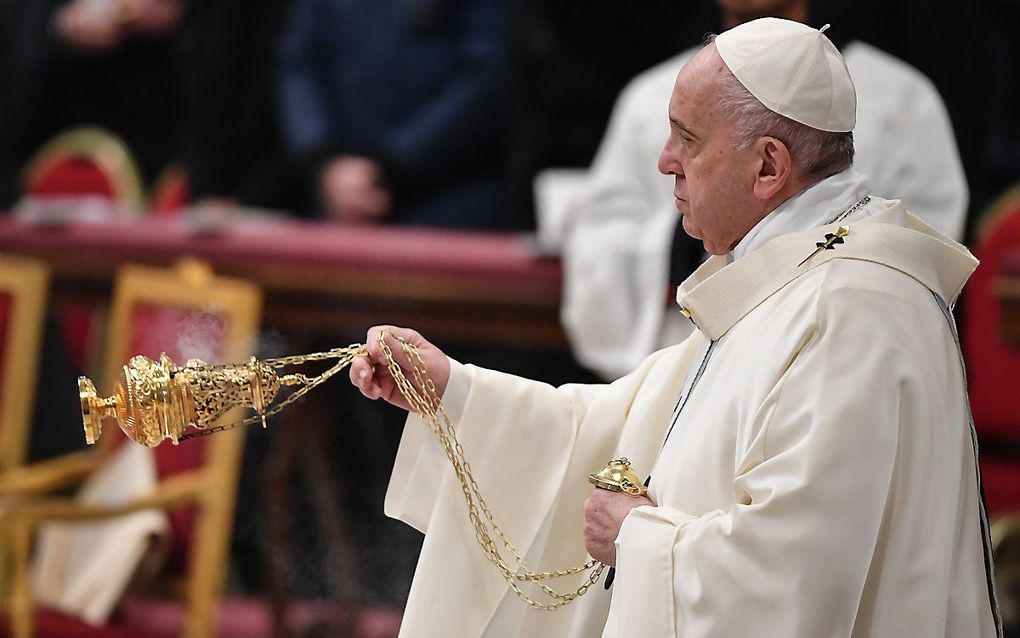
[350,326,450,412]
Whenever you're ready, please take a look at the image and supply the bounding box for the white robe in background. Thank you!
[561,41,969,380]
[385,194,1000,637]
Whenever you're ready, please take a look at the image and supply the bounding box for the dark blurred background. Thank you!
[0,1,1017,637]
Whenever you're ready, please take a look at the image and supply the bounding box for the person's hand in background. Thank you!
[320,155,393,223]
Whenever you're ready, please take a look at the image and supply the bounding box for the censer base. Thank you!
[79,376,108,445]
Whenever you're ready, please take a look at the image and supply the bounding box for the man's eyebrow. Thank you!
[669,117,698,138]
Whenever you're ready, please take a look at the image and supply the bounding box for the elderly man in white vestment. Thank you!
[351,18,1001,638]
[561,0,969,381]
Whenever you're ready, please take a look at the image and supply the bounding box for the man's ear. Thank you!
[752,137,793,200]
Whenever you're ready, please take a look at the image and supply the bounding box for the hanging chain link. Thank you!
[378,332,604,611]
[177,336,603,610]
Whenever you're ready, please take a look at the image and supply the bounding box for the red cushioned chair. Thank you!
[0,259,261,638]
[964,184,1020,517]
[22,127,144,210]
[21,126,148,380]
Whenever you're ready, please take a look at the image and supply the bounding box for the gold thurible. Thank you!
[77,335,644,612]
[78,345,366,447]
[79,354,281,447]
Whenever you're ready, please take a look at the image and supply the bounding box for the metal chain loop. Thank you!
[177,336,603,610]
[378,331,603,610]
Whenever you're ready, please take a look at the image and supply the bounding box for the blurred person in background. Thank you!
[0,0,189,467]
[0,0,295,212]
[261,1,520,620]
[278,0,518,230]
[0,0,186,203]
[560,0,969,380]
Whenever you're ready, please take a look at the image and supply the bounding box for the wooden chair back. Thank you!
[99,258,261,636]
[0,256,49,471]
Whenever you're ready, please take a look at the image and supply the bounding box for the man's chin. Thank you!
[683,224,728,256]
[680,216,701,240]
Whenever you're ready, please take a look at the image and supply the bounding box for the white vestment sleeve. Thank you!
[561,74,681,380]
[607,276,957,637]
[385,358,470,532]
[385,360,607,535]
[387,336,705,637]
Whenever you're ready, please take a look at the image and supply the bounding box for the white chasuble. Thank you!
[386,200,1000,637]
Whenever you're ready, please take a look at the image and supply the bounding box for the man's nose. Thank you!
[658,145,682,177]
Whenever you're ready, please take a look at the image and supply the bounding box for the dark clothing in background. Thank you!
[176,0,297,209]
[506,0,719,222]
[985,0,1020,200]
[278,0,516,229]
[0,0,295,211]
[813,0,997,239]
[28,315,88,463]
[0,0,50,206]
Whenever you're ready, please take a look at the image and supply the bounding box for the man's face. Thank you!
[657,45,762,255]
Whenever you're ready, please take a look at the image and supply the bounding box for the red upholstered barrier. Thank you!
[0,609,157,638]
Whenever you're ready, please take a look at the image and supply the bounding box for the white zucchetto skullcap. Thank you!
[714,18,856,132]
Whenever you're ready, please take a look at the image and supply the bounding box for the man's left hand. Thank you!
[584,489,654,566]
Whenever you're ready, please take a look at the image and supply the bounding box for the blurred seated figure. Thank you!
[560,0,969,379]
[0,0,294,214]
[278,0,520,230]
[18,126,145,223]
[0,0,186,206]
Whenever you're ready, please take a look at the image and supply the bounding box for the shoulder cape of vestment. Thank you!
[675,201,978,341]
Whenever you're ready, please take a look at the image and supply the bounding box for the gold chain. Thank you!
[377,332,604,611]
[178,337,604,610]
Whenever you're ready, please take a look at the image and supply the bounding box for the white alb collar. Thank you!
[730,168,872,262]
